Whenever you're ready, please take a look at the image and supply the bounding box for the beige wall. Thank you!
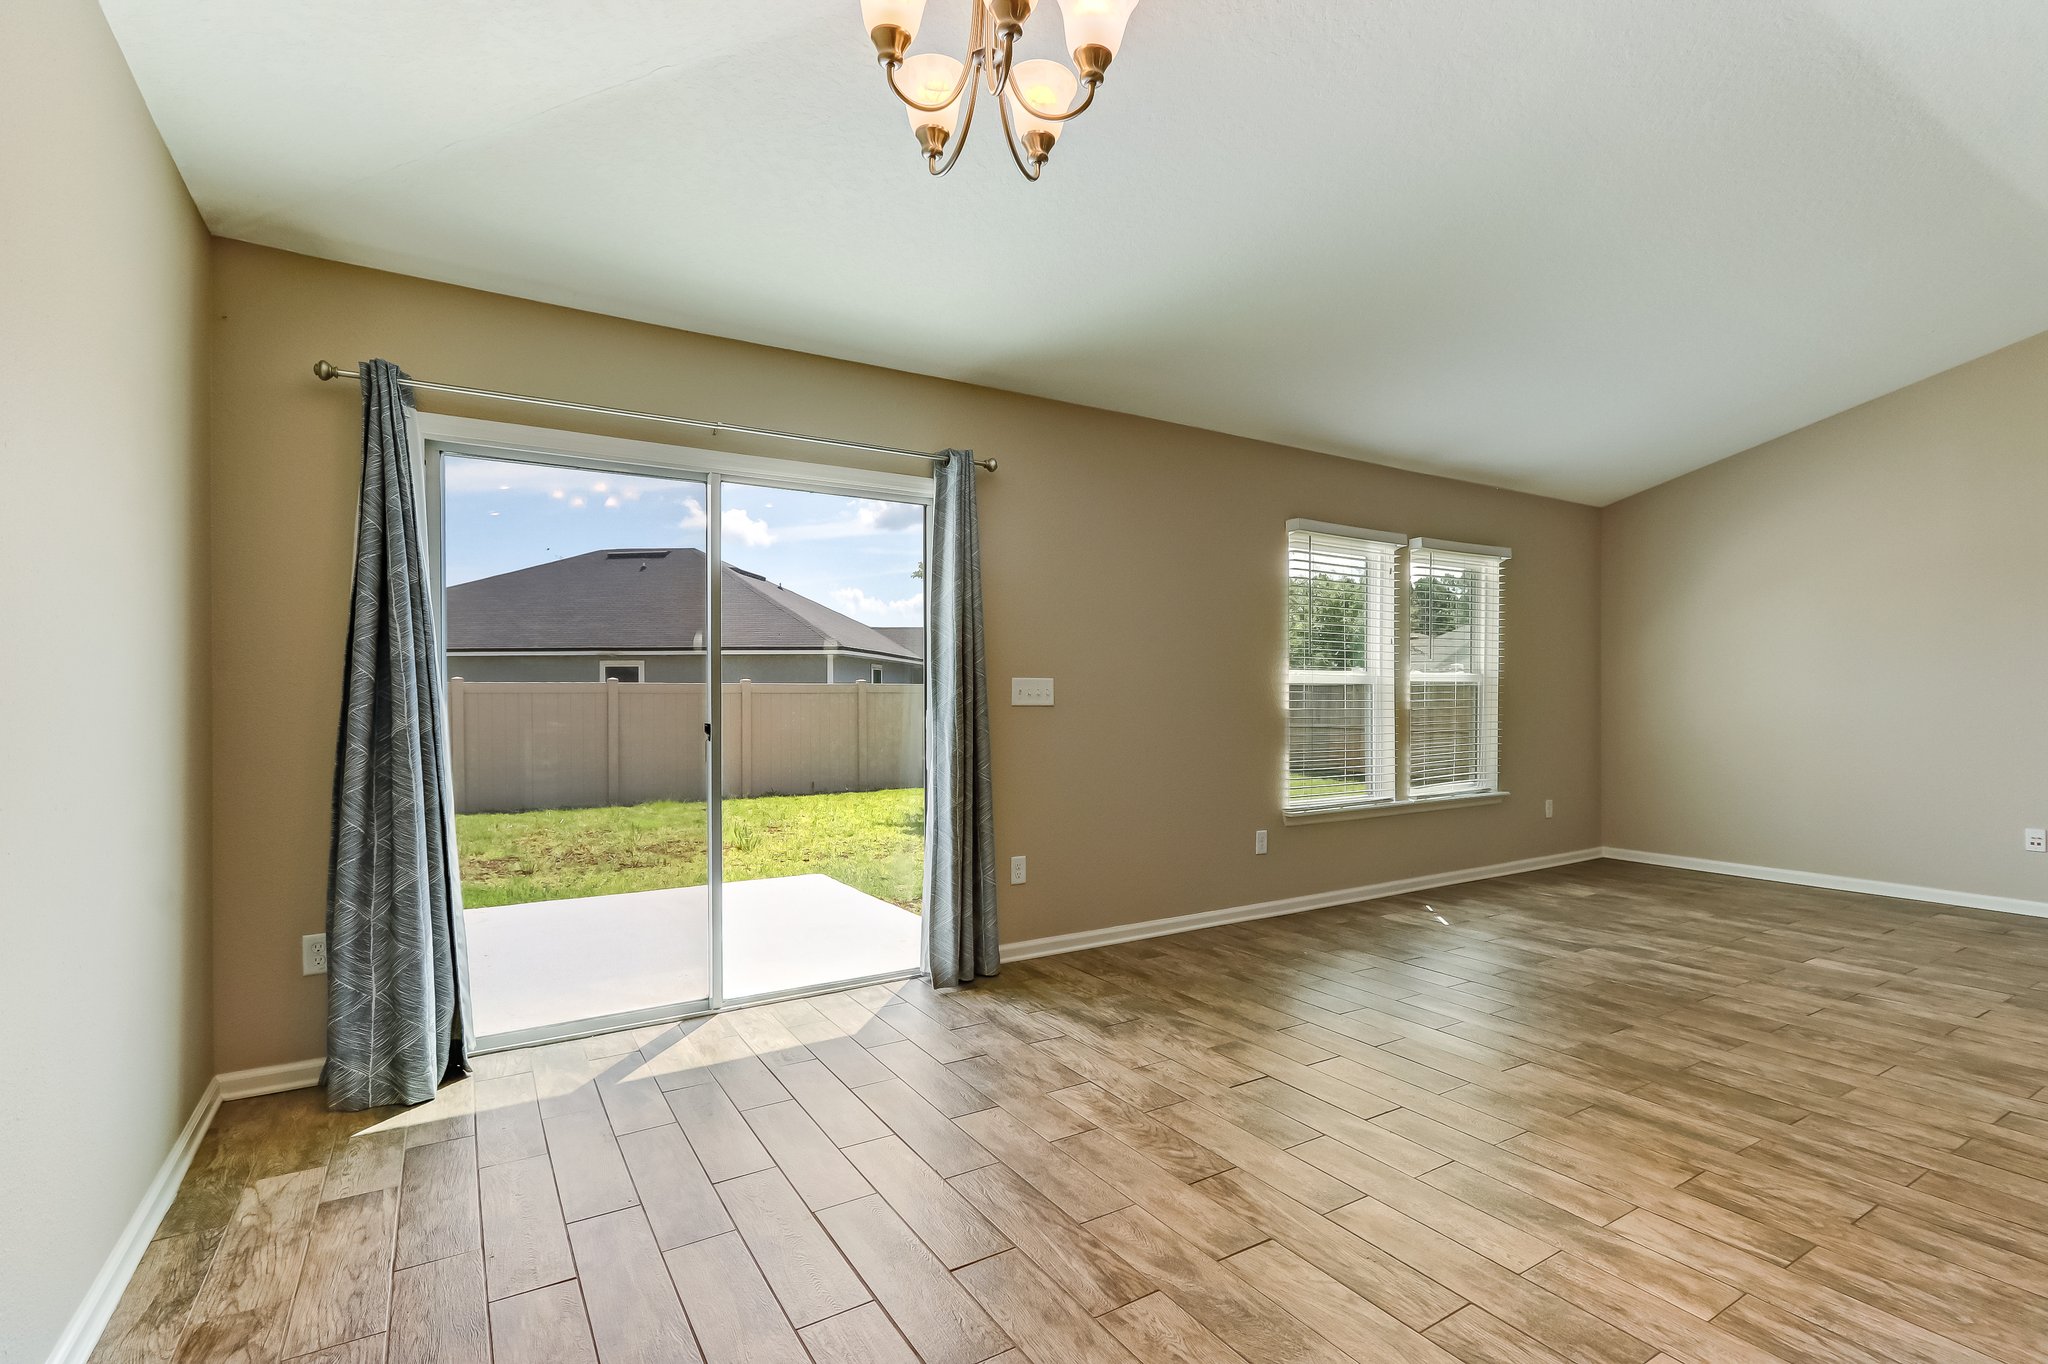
[1602,331,2048,904]
[208,240,1602,1072]
[0,1,213,1358]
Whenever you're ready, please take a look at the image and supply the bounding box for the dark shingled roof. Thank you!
[877,627,925,659]
[445,548,918,659]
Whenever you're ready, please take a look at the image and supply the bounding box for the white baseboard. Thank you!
[45,1077,222,1364]
[1601,847,2048,921]
[999,847,1605,962]
[217,1057,326,1100]
[47,1059,325,1364]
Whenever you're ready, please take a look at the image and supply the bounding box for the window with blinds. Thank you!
[1407,540,1506,796]
[1285,521,1399,811]
[1283,524,1509,816]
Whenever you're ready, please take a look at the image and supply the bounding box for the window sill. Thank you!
[1282,791,1508,826]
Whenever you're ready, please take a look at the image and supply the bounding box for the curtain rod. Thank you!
[310,361,995,472]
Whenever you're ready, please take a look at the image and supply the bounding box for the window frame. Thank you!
[1282,520,1403,814]
[1282,524,1511,822]
[598,659,646,683]
[1401,538,1507,801]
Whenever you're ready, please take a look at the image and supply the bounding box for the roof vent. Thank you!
[605,550,671,559]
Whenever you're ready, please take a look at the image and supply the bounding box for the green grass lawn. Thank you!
[456,788,925,911]
[1286,772,1371,802]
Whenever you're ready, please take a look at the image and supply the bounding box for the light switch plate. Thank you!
[1011,678,1055,707]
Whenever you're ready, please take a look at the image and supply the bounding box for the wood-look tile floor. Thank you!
[93,859,2048,1364]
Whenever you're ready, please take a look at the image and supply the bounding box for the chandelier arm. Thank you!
[994,76,1045,181]
[974,0,1007,94]
[927,65,984,177]
[1009,74,1101,124]
[884,47,980,114]
[986,21,1016,96]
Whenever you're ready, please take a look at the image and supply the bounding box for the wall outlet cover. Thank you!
[1254,830,1268,854]
[302,933,328,975]
[2027,829,2046,853]
[1010,855,1027,884]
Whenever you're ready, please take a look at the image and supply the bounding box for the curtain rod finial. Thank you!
[313,360,338,381]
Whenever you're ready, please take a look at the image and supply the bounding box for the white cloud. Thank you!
[678,497,707,530]
[776,498,923,543]
[443,458,569,496]
[857,500,924,531]
[830,587,924,625]
[442,457,675,505]
[723,508,776,547]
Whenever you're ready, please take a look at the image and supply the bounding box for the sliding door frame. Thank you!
[412,412,933,1051]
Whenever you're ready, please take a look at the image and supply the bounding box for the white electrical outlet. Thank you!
[1010,855,1028,884]
[2027,829,2046,854]
[1254,830,1268,855]
[1011,678,1055,707]
[302,933,328,975]
[1544,799,1554,819]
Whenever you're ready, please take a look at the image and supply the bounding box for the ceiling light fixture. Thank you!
[860,0,1140,180]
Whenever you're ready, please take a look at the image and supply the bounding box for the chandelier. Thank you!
[860,0,1141,180]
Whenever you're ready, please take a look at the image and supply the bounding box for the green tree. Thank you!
[1410,569,1474,638]
[1288,572,1365,670]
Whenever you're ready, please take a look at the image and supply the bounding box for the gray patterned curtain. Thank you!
[926,450,999,988]
[323,359,470,1110]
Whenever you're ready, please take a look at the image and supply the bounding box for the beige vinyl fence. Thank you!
[447,680,924,814]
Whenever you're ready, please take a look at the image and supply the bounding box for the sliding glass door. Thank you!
[716,480,927,1001]
[428,437,930,1047]
[436,452,715,1046]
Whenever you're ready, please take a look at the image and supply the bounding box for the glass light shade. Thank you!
[899,52,966,135]
[861,0,927,40]
[1056,0,1140,56]
[1006,59,1079,141]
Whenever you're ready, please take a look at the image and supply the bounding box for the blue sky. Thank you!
[441,454,926,626]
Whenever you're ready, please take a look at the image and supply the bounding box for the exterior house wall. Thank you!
[866,658,923,685]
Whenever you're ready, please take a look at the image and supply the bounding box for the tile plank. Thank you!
[818,1194,1012,1364]
[569,1207,705,1364]
[479,1154,575,1301]
[716,1168,870,1328]
[282,1188,397,1358]
[618,1122,732,1251]
[666,1232,809,1364]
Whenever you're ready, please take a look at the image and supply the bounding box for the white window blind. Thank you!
[1405,539,1507,798]
[1284,521,1400,812]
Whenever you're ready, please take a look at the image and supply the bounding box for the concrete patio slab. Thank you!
[465,874,921,1038]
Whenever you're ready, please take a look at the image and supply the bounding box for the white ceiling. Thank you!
[102,0,2048,503]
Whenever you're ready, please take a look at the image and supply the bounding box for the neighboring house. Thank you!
[877,626,925,657]
[445,548,924,684]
